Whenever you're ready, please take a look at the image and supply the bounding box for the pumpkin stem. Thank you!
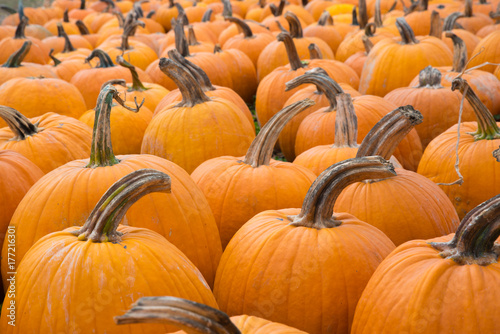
[308,43,323,59]
[285,67,344,110]
[222,0,233,17]
[167,49,215,92]
[351,6,359,26]
[117,55,148,92]
[87,84,143,168]
[374,0,383,27]
[187,25,200,46]
[290,157,396,229]
[429,11,442,38]
[80,0,86,10]
[49,49,62,66]
[277,32,306,71]
[0,5,17,14]
[121,18,145,51]
[446,32,467,73]
[358,0,368,28]
[57,23,76,53]
[418,66,443,88]
[225,17,253,38]
[443,12,464,30]
[270,0,285,17]
[86,49,115,68]
[174,16,190,57]
[451,78,500,140]
[0,106,41,141]
[76,19,90,35]
[361,35,373,53]
[284,11,303,38]
[113,11,125,27]
[334,93,358,148]
[464,0,473,17]
[431,194,500,265]
[175,3,189,25]
[146,10,155,19]
[364,22,376,37]
[356,105,423,160]
[494,146,500,162]
[318,11,333,26]
[14,15,28,39]
[396,17,419,44]
[100,79,127,90]
[158,58,210,107]
[2,40,31,68]
[115,296,241,334]
[71,169,172,243]
[244,99,315,167]
[202,8,213,22]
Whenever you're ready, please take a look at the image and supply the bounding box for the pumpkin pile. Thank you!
[0,0,499,332]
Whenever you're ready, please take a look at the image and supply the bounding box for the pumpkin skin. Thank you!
[0,111,92,173]
[0,224,218,334]
[467,29,500,73]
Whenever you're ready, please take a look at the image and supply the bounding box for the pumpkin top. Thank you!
[243,99,315,167]
[308,43,322,59]
[173,15,190,57]
[451,77,500,140]
[317,11,333,26]
[277,31,306,71]
[443,12,464,31]
[71,169,171,243]
[14,15,28,40]
[115,296,241,333]
[334,93,358,148]
[57,23,76,53]
[418,66,443,88]
[431,193,500,265]
[429,11,442,38]
[396,17,419,45]
[446,31,467,73]
[225,17,254,38]
[86,49,115,68]
[284,11,303,38]
[0,106,42,141]
[167,49,216,93]
[121,14,145,51]
[76,20,91,35]
[2,40,31,68]
[290,157,396,229]
[116,55,148,92]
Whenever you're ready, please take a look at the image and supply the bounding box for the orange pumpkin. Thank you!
[116,296,308,333]
[351,193,500,334]
[456,0,494,33]
[0,106,92,173]
[418,77,500,219]
[214,157,397,334]
[0,169,218,334]
[41,21,93,55]
[0,85,222,290]
[467,29,500,73]
[303,11,343,54]
[191,99,317,248]
[441,12,480,60]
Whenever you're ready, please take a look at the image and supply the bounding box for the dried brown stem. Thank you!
[396,17,419,44]
[334,93,358,147]
[0,106,41,141]
[418,66,443,88]
[429,11,442,38]
[446,32,467,73]
[277,32,306,71]
[2,40,31,68]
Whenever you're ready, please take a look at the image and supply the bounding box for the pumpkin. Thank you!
[161,24,216,55]
[294,73,423,171]
[141,58,255,174]
[303,11,343,54]
[384,66,475,148]
[359,17,453,96]
[0,106,92,173]
[0,85,222,290]
[155,49,253,126]
[334,105,460,246]
[191,99,317,248]
[467,29,500,73]
[0,76,88,123]
[0,169,218,334]
[418,77,500,219]
[70,48,152,109]
[0,41,57,87]
[351,193,500,334]
[44,8,80,35]
[441,12,480,60]
[214,156,397,334]
[343,36,372,78]
[42,20,92,54]
[279,68,361,161]
[456,0,494,33]
[218,17,271,46]
[115,296,308,333]
[48,49,92,82]
[75,19,100,47]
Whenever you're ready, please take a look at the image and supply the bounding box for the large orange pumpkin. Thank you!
[351,193,500,334]
[115,296,308,333]
[141,58,255,174]
[0,169,218,334]
[418,77,500,219]
[214,157,396,334]
[0,85,222,290]
[191,99,317,248]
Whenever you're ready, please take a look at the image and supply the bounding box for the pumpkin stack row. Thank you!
[0,0,499,333]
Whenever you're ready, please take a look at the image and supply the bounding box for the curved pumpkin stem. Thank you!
[358,0,368,28]
[429,11,442,38]
[0,5,17,14]
[290,157,396,229]
[334,93,358,148]
[121,19,145,51]
[318,11,333,26]
[174,16,190,57]
[244,99,315,167]
[115,296,241,334]
[57,23,76,53]
[443,12,464,30]
[418,66,443,88]
[451,78,500,140]
[202,8,213,22]
[222,0,233,17]
[464,0,473,17]
[396,17,419,44]
[431,194,500,265]
[158,58,210,107]
[63,8,69,22]
[361,35,373,53]
[87,84,143,168]
[225,17,253,38]
[0,106,41,140]
[71,169,171,243]
[277,32,306,71]
[14,15,28,39]
[167,49,215,92]
[100,79,127,91]
[76,19,90,35]
[284,11,303,38]
[364,22,376,37]
[308,43,323,59]
[2,40,31,68]
[356,105,423,160]
[285,68,344,110]
[351,6,359,26]
[117,55,148,92]
[49,49,62,66]
[86,49,115,68]
[446,32,467,73]
[374,0,383,27]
